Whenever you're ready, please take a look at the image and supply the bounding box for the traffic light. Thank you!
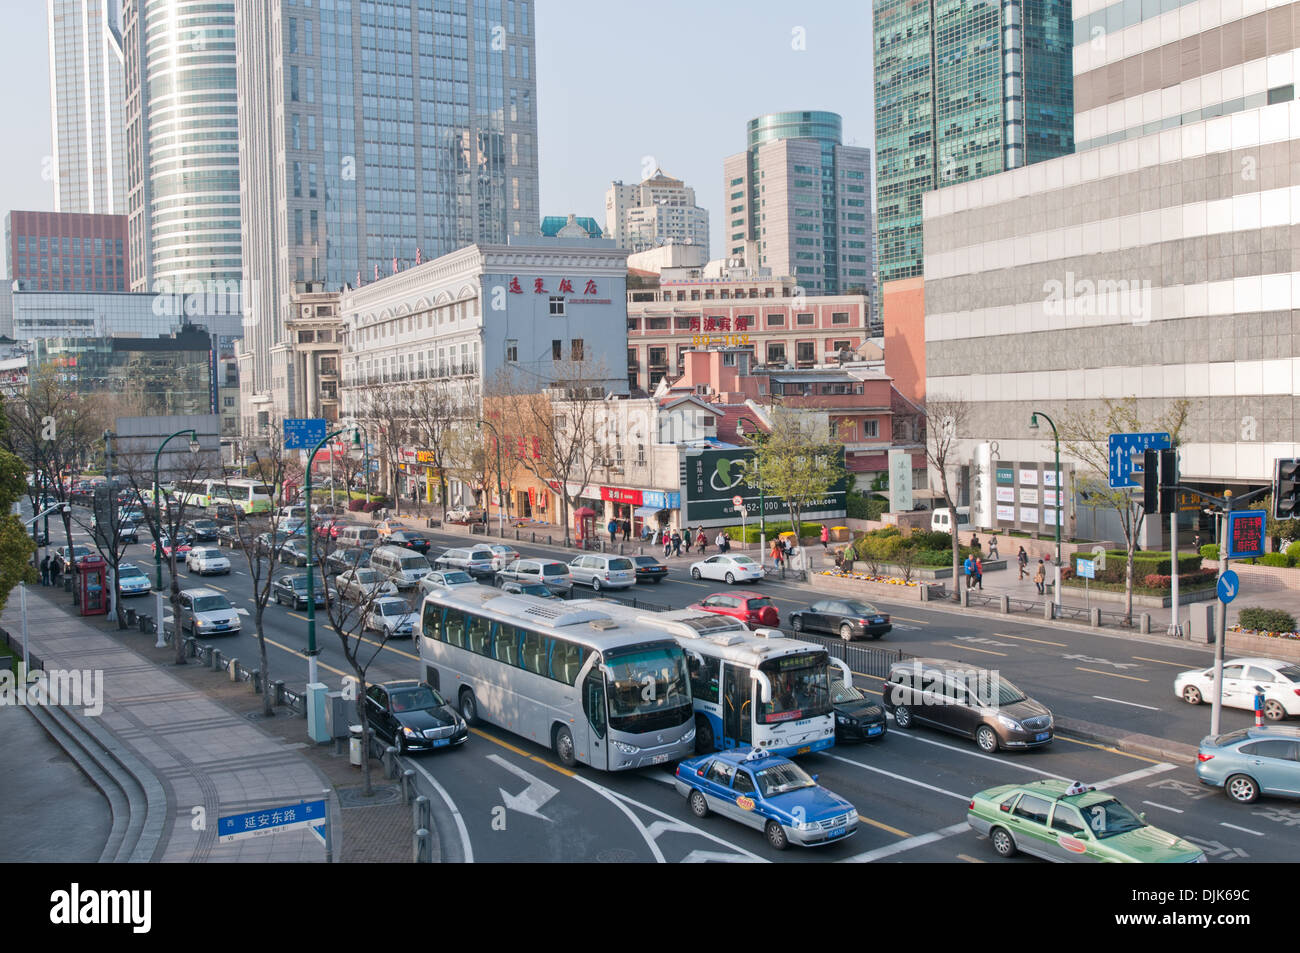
[1142,448,1178,514]
[1274,458,1300,520]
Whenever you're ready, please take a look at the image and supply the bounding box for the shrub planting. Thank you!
[1238,607,1298,633]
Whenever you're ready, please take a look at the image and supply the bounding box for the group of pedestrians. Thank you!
[606,518,633,542]
[38,554,62,588]
[651,525,716,558]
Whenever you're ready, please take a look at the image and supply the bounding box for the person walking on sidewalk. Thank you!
[1034,559,1046,594]
[40,554,50,586]
[662,529,672,558]
[671,529,682,557]
[820,524,829,550]
[974,554,984,590]
[988,534,1000,559]
[963,554,975,590]
[771,539,784,569]
[970,532,980,553]
[696,527,707,554]
[623,519,631,543]
[716,530,728,554]
[1017,546,1028,581]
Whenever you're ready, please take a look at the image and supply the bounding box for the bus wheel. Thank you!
[765,821,789,851]
[695,716,715,754]
[553,725,577,768]
[459,688,479,726]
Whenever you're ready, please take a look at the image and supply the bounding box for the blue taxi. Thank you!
[674,748,858,850]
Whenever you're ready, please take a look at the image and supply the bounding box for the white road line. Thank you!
[1220,822,1266,837]
[886,729,1073,781]
[828,753,969,800]
[1095,763,1177,789]
[1092,695,1160,711]
[1141,800,1184,814]
[842,822,969,864]
[406,760,474,863]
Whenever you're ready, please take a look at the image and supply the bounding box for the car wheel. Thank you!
[765,820,789,851]
[976,725,999,753]
[689,790,709,819]
[893,705,913,729]
[394,731,407,755]
[725,572,735,585]
[459,688,479,726]
[554,725,577,768]
[1265,700,1287,721]
[691,567,702,579]
[591,577,601,592]
[1225,774,1259,804]
[1182,685,1203,705]
[791,615,804,632]
[695,715,715,755]
[839,623,854,641]
[990,826,1017,858]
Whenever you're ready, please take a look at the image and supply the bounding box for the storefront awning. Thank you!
[633,505,664,517]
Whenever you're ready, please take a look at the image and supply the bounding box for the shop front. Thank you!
[595,485,682,540]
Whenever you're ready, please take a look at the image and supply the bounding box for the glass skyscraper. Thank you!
[874,0,1073,283]
[236,0,539,428]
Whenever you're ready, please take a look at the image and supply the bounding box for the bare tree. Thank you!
[919,394,971,602]
[408,379,471,521]
[356,384,411,515]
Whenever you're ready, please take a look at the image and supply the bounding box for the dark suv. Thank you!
[882,658,1053,753]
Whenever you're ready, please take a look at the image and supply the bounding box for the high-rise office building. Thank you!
[722,111,874,297]
[122,0,242,294]
[604,169,709,252]
[874,0,1074,283]
[5,210,129,291]
[47,0,127,215]
[235,0,541,431]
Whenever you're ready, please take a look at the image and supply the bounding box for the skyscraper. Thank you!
[874,0,1074,282]
[122,0,243,294]
[47,0,127,214]
[235,0,540,430]
[722,111,874,297]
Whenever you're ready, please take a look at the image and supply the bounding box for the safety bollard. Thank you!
[1089,607,1101,627]
[960,588,970,608]
[413,795,431,833]
[228,658,239,682]
[211,649,223,672]
[1139,613,1151,634]
[999,595,1010,614]
[401,768,416,803]
[383,745,399,779]
[413,828,432,863]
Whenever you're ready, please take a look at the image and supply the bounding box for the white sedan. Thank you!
[689,554,764,585]
[1174,656,1300,721]
[186,546,231,575]
[486,544,520,571]
[363,597,417,638]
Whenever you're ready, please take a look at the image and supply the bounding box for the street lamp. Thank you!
[1029,411,1062,609]
[152,429,199,648]
[736,417,766,563]
[305,426,361,686]
[476,418,505,537]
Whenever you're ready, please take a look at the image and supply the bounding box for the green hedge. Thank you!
[721,521,825,544]
[1239,607,1297,632]
[1286,540,1300,562]
[846,490,888,521]
[1199,544,1219,560]
[1257,553,1294,568]
[1069,550,1202,584]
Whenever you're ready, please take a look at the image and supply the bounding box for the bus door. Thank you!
[582,669,608,769]
[722,664,752,749]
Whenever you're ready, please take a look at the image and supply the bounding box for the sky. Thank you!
[1,0,875,262]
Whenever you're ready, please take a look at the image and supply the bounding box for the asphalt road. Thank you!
[52,509,1297,863]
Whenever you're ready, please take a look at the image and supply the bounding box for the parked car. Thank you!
[883,658,1054,752]
[336,568,399,603]
[1174,657,1300,721]
[967,779,1205,862]
[568,554,636,591]
[115,562,153,597]
[436,547,497,578]
[184,519,220,542]
[336,524,381,548]
[255,532,294,556]
[186,546,232,576]
[216,523,246,548]
[417,570,478,595]
[445,506,483,523]
[790,600,892,641]
[689,592,780,630]
[674,748,858,850]
[363,596,418,638]
[494,558,573,593]
[364,680,468,754]
[631,555,668,584]
[831,677,888,742]
[176,587,241,637]
[690,554,764,584]
[272,572,333,609]
[499,580,560,599]
[207,503,240,523]
[484,544,520,571]
[1196,725,1300,803]
[325,547,372,576]
[315,518,346,540]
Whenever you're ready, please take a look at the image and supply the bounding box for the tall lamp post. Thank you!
[306,426,361,686]
[736,417,767,564]
[1029,411,1062,608]
[153,429,200,646]
[476,418,505,537]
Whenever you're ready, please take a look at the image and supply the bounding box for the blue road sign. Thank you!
[218,798,327,843]
[1217,569,1240,604]
[1107,432,1171,488]
[1077,558,1095,579]
[284,418,327,450]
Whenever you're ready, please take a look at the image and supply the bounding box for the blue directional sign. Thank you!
[1107,432,1171,488]
[284,418,327,450]
[1217,570,1240,604]
[1077,558,1095,579]
[218,798,326,843]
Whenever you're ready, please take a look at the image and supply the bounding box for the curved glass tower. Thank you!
[747,111,843,150]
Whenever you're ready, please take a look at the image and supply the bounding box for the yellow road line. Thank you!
[1133,655,1192,668]
[261,636,350,678]
[957,853,985,863]
[937,641,1006,657]
[890,616,931,625]
[470,727,577,777]
[994,632,1066,647]
[289,612,309,622]
[1052,734,1163,764]
[1074,666,1148,682]
[858,814,910,838]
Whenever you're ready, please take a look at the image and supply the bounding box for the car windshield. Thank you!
[390,687,444,712]
[469,551,493,560]
[831,679,865,704]
[289,575,325,590]
[758,652,832,723]
[441,571,472,584]
[192,521,215,529]
[356,570,381,583]
[969,673,1028,706]
[1081,798,1146,838]
[192,596,230,612]
[749,597,775,610]
[378,602,407,616]
[634,557,659,566]
[399,555,428,568]
[844,601,879,616]
[119,566,146,579]
[603,643,691,732]
[541,564,567,576]
[519,584,552,596]
[755,762,816,798]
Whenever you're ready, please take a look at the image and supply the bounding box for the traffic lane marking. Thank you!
[857,814,910,838]
[405,759,474,863]
[1053,734,1164,764]
[1132,655,1194,668]
[828,752,970,801]
[258,635,350,678]
[957,852,985,863]
[884,729,1073,781]
[1220,822,1265,837]
[1142,800,1184,813]
[1075,666,1147,682]
[993,632,1066,647]
[1091,694,1159,710]
[936,641,1006,657]
[841,822,969,863]
[1093,763,1177,789]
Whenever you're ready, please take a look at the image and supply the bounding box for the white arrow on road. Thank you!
[1063,653,1139,670]
[488,753,558,822]
[681,850,756,863]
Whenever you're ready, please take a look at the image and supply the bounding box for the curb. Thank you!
[1056,716,1199,766]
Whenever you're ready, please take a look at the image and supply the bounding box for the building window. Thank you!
[570,339,584,361]
[766,313,785,328]
[506,339,518,363]
[766,342,786,365]
[832,340,851,353]
[648,346,666,367]
[646,317,668,331]
[627,347,637,367]
[831,311,849,325]
[549,296,564,315]
[796,313,815,326]
[796,342,815,364]
[552,340,562,360]
[863,419,879,439]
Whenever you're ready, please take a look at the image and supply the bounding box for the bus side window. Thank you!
[494,624,518,666]
[521,631,546,675]
[421,605,442,641]
[467,613,490,656]
[688,655,720,703]
[444,608,466,649]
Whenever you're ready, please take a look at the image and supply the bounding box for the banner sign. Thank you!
[682,447,847,524]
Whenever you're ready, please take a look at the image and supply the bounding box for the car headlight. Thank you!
[794,818,815,831]
[196,619,208,627]
[996,714,1022,731]
[837,715,850,725]
[612,741,640,755]
[401,726,419,737]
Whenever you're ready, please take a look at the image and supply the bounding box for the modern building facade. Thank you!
[5,210,129,292]
[604,169,709,253]
[48,0,127,215]
[922,0,1300,541]
[236,0,541,436]
[540,214,603,239]
[722,111,875,297]
[122,0,242,295]
[5,289,241,345]
[874,0,1075,283]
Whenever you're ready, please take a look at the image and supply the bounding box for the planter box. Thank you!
[850,559,1006,580]
[1060,583,1216,608]
[808,571,941,603]
[1226,628,1300,662]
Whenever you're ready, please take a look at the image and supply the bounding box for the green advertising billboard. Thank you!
[682,447,848,524]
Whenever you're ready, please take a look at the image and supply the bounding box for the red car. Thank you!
[315,518,343,540]
[151,536,192,557]
[689,592,780,630]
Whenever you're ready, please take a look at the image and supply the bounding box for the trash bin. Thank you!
[349,724,364,766]
[125,608,137,626]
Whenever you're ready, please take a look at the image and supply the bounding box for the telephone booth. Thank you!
[573,507,596,549]
[77,555,108,616]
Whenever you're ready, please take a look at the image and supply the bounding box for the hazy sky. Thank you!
[2,0,874,261]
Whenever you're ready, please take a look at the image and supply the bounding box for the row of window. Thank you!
[630,312,852,330]
[16,236,123,255]
[630,339,852,365]
[422,605,593,685]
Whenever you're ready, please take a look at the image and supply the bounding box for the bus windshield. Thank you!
[602,643,691,732]
[758,652,831,724]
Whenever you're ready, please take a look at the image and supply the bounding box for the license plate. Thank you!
[1035,732,1050,741]
[652,753,670,764]
[867,725,882,735]
[431,738,450,748]
[828,827,846,838]
[797,746,810,755]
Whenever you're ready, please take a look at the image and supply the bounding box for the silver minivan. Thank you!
[568,554,636,591]
[495,558,573,593]
[436,547,497,578]
[369,544,431,589]
[337,524,381,548]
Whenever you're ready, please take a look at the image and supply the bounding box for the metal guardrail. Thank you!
[591,593,672,613]
[965,591,998,608]
[1055,604,1089,621]
[1098,609,1136,629]
[792,632,914,680]
[1006,598,1039,614]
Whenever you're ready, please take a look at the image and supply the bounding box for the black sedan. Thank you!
[365,680,468,755]
[272,573,332,609]
[184,518,220,541]
[790,599,891,641]
[280,538,314,567]
[217,523,246,548]
[631,555,668,584]
[832,677,888,742]
[326,547,371,576]
[385,531,434,555]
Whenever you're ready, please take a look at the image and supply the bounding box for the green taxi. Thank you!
[966,780,1206,863]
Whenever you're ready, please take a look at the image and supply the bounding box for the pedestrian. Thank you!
[40,554,50,586]
[819,524,829,551]
[771,539,784,568]
[1193,533,1201,552]
[51,558,61,588]
[608,518,618,541]
[964,554,974,590]
[682,527,692,554]
[662,528,672,558]
[623,519,631,542]
[782,537,794,566]
[970,532,980,553]
[1017,546,1028,581]
[974,554,984,590]
[671,529,682,557]
[696,527,707,554]
[716,530,728,554]
[1034,559,1046,595]
[988,534,999,559]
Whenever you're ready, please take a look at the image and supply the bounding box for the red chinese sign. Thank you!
[688,316,748,332]
[506,277,597,295]
[600,486,643,505]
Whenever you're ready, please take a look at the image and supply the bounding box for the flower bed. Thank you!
[1228,625,1300,641]
[1227,626,1300,662]
[818,569,921,587]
